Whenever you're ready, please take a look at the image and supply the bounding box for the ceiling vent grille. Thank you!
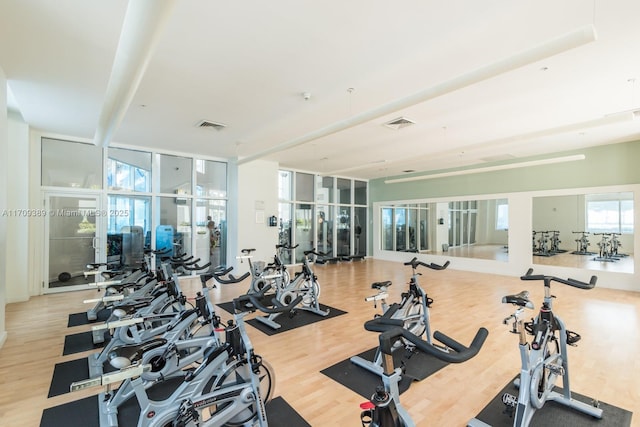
[196,120,227,130]
[383,117,415,130]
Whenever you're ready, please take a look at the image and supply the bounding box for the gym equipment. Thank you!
[84,248,170,321]
[88,259,206,345]
[72,284,300,427]
[571,231,595,255]
[237,245,296,294]
[255,249,329,329]
[78,269,250,426]
[593,233,617,262]
[609,233,627,257]
[467,269,602,427]
[87,263,208,376]
[360,325,488,427]
[532,231,564,256]
[548,231,565,254]
[351,257,453,376]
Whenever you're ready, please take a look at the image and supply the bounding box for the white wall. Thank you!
[6,112,29,302]
[235,159,279,275]
[0,68,8,348]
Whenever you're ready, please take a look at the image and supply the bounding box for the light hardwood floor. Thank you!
[1,260,639,426]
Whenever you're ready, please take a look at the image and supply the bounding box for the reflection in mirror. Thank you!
[380,199,508,262]
[532,192,634,273]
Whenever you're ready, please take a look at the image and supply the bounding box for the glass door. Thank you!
[44,193,103,292]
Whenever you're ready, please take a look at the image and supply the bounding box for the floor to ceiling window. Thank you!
[279,170,368,263]
[41,138,228,291]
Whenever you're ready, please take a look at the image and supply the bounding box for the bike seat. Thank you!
[112,299,153,317]
[371,281,391,289]
[108,338,168,369]
[101,271,124,279]
[502,291,534,308]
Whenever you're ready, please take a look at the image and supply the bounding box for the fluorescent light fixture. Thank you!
[238,25,596,165]
[327,159,387,175]
[384,154,585,184]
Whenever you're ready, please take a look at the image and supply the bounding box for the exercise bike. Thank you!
[89,260,206,345]
[467,269,603,427]
[254,248,329,329]
[87,263,213,377]
[84,248,171,321]
[571,231,593,255]
[360,325,488,427]
[73,284,301,427]
[350,257,450,376]
[238,246,293,294]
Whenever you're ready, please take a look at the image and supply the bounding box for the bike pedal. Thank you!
[566,330,581,346]
[545,363,565,376]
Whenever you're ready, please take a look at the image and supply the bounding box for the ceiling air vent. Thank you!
[196,120,227,130]
[383,117,415,130]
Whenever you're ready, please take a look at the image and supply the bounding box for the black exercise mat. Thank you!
[247,304,347,335]
[40,395,99,427]
[62,331,109,355]
[48,357,116,398]
[471,376,633,426]
[41,394,310,427]
[67,308,111,327]
[320,346,448,399]
[48,358,89,398]
[267,396,312,427]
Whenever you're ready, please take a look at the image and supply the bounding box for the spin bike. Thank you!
[467,269,603,427]
[84,248,171,321]
[351,257,452,376]
[72,284,301,427]
[360,325,488,427]
[87,263,210,376]
[238,246,296,294]
[254,248,329,329]
[89,260,207,345]
[571,231,593,255]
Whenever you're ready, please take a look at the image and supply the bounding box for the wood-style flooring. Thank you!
[1,259,638,426]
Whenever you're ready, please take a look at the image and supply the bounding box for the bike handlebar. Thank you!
[404,257,450,271]
[520,268,597,290]
[210,269,250,284]
[276,244,299,250]
[378,326,488,364]
[179,261,212,271]
[304,249,327,257]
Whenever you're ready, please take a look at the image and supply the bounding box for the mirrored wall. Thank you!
[532,192,634,273]
[380,199,508,262]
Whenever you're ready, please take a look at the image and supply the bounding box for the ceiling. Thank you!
[2,0,640,180]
